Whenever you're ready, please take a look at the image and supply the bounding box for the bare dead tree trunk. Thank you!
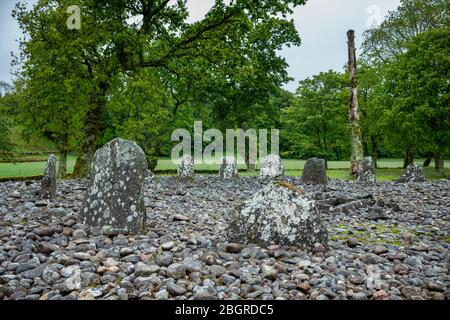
[347,30,364,176]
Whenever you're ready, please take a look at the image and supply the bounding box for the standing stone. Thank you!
[178,155,194,179]
[357,156,376,183]
[260,154,284,179]
[228,181,328,248]
[219,156,238,179]
[397,165,426,183]
[79,138,148,234]
[41,154,57,199]
[302,158,327,185]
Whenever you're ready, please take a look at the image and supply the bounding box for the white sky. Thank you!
[0,0,401,92]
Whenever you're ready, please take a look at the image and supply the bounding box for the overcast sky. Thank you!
[0,0,401,92]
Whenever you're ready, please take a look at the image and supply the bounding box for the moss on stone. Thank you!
[272,181,304,194]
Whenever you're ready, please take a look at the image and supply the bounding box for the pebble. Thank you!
[0,177,447,301]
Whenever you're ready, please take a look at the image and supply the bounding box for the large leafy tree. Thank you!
[14,0,122,177]
[0,82,15,154]
[82,0,306,175]
[103,69,175,170]
[14,0,307,177]
[382,28,450,175]
[361,0,449,168]
[362,0,449,64]
[281,71,350,161]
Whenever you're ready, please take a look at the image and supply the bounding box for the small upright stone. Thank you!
[260,154,284,179]
[302,158,327,185]
[178,155,194,179]
[79,138,148,234]
[357,156,376,183]
[397,165,426,183]
[219,156,238,179]
[41,154,57,199]
[228,181,328,248]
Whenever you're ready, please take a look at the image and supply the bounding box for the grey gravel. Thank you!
[0,176,448,300]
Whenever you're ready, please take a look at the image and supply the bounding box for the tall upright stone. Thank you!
[178,155,194,179]
[219,156,238,179]
[41,154,57,199]
[357,156,376,183]
[302,158,327,185]
[397,165,426,183]
[260,154,284,179]
[228,181,328,248]
[79,138,148,234]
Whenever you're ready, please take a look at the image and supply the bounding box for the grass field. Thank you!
[2,127,448,180]
[0,156,448,181]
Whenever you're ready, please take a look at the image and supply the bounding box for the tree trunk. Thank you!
[57,134,69,179]
[58,150,68,179]
[72,86,108,178]
[434,150,445,176]
[423,153,433,167]
[347,30,364,176]
[370,135,380,168]
[245,155,256,172]
[403,146,414,169]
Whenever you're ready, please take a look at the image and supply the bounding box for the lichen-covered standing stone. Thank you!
[357,156,376,183]
[302,157,327,185]
[41,154,57,199]
[219,156,238,179]
[227,181,328,248]
[178,155,194,179]
[79,138,148,234]
[397,165,426,183]
[260,154,284,179]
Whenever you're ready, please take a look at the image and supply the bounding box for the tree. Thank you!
[281,71,350,161]
[0,82,15,154]
[361,0,450,168]
[13,0,103,178]
[382,28,450,175]
[347,30,364,175]
[14,0,307,177]
[103,69,174,171]
[362,0,449,64]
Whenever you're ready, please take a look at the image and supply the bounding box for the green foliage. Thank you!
[360,0,450,166]
[0,82,15,154]
[12,0,99,155]
[7,0,450,171]
[103,70,174,169]
[281,71,350,160]
[362,0,450,64]
[11,0,308,176]
[382,28,450,156]
[0,118,13,154]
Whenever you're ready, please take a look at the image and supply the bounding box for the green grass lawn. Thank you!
[1,157,448,181]
[0,156,77,178]
[2,125,447,180]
